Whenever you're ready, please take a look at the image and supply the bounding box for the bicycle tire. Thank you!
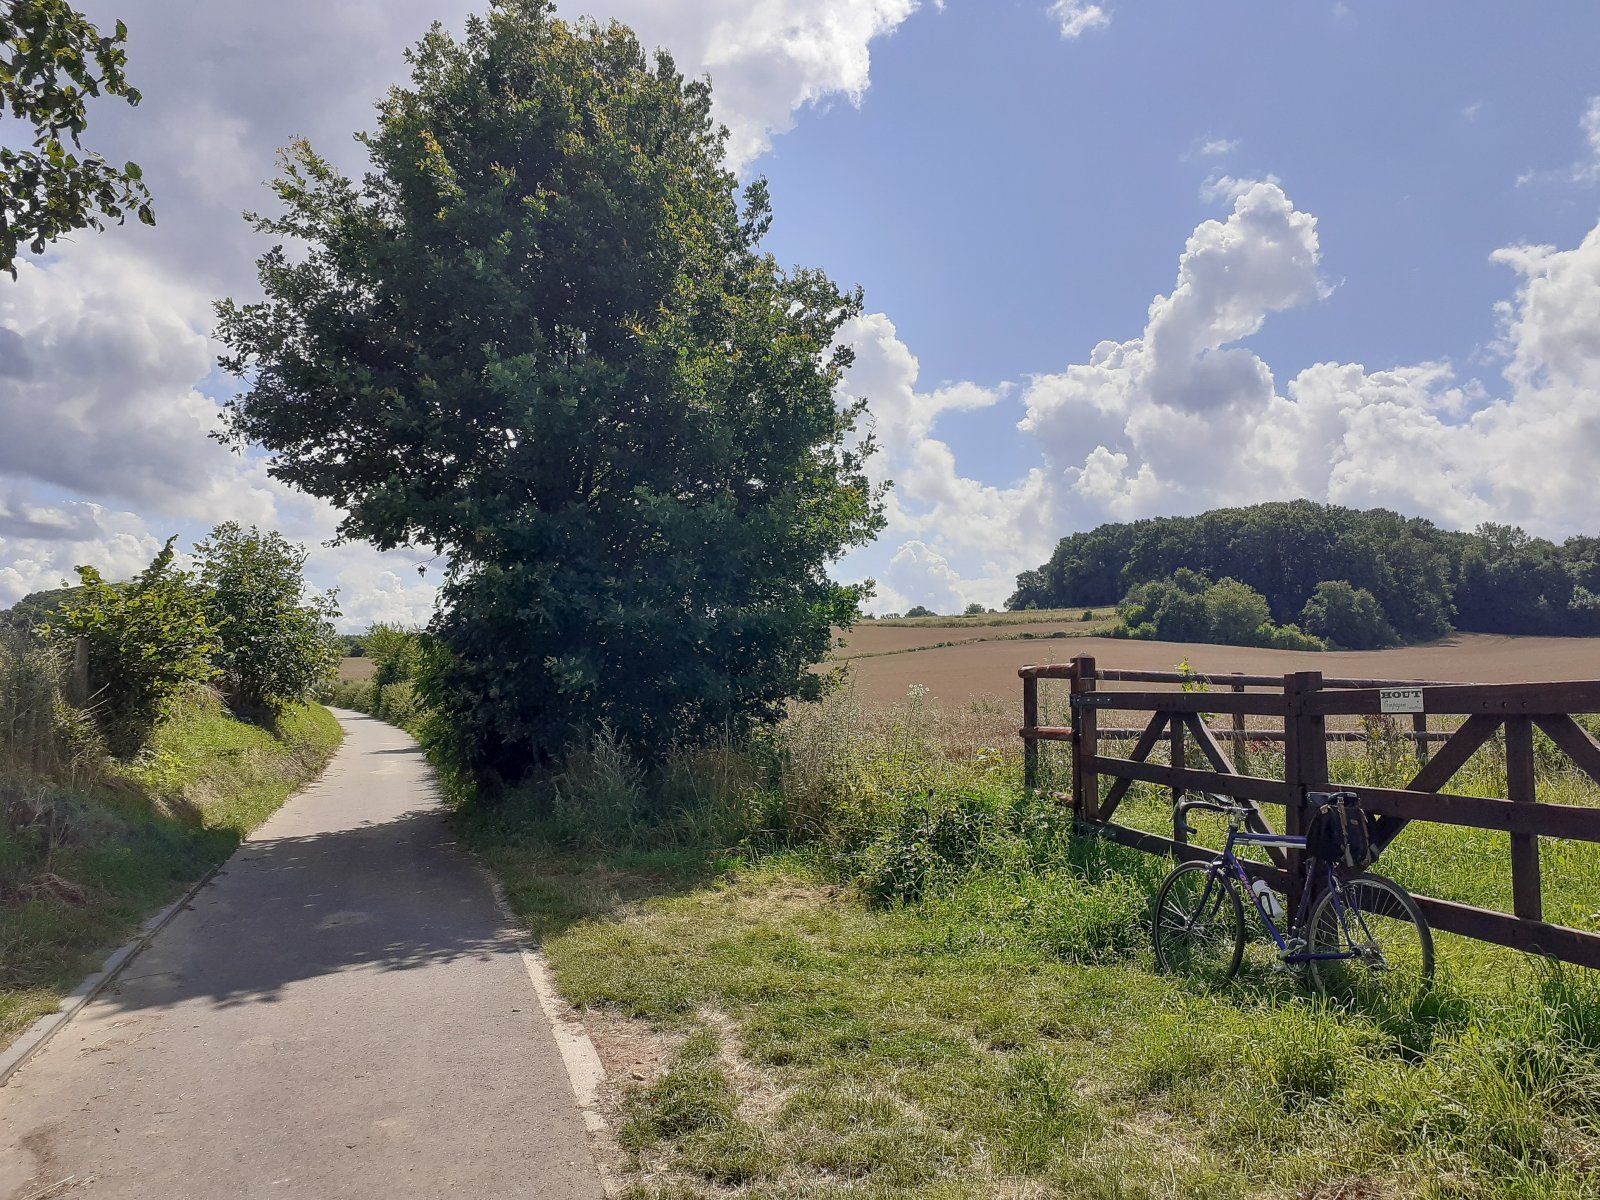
[1152,861,1246,986]
[1305,871,1434,1004]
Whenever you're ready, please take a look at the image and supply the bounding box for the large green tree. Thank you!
[0,0,153,274]
[216,2,883,781]
[1300,580,1396,650]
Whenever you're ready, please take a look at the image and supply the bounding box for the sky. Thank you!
[3,0,1600,625]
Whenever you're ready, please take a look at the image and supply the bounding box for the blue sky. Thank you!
[763,0,1600,612]
[3,0,1600,623]
[762,0,1600,386]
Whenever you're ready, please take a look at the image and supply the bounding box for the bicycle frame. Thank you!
[1188,820,1366,965]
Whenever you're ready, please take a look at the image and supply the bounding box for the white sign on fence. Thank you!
[1379,686,1424,714]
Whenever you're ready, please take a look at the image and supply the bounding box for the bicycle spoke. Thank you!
[1153,862,1244,986]
[1306,874,1434,1009]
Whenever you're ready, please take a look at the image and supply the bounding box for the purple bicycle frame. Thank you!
[1214,823,1365,964]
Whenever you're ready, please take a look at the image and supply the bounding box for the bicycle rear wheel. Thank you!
[1305,872,1434,1006]
[1153,861,1246,986]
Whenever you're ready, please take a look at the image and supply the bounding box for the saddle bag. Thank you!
[1305,792,1379,869]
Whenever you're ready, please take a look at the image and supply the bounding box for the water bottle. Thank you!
[1251,878,1284,921]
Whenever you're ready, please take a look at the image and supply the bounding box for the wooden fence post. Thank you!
[1412,712,1430,765]
[1505,716,1542,921]
[1022,672,1040,793]
[1283,671,1326,915]
[1230,674,1247,763]
[1168,709,1186,815]
[70,637,90,707]
[1069,655,1098,823]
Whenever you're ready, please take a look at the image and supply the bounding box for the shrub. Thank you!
[0,632,104,780]
[44,539,218,756]
[904,605,937,618]
[1258,622,1326,651]
[193,523,341,713]
[1301,580,1398,649]
[855,789,1000,904]
[1116,570,1213,642]
[1116,571,1322,649]
[1204,577,1273,645]
[363,623,425,688]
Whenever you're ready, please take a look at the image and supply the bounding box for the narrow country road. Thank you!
[0,711,604,1200]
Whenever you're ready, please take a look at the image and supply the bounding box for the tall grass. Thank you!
[0,633,103,784]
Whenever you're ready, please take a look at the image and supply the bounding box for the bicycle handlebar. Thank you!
[1172,793,1255,838]
[1175,789,1362,838]
[1174,795,1252,818]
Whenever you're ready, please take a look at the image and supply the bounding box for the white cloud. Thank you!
[3,0,923,626]
[306,542,443,631]
[1578,96,1600,182]
[0,244,284,524]
[1050,1,1110,38]
[885,541,965,613]
[839,313,1007,464]
[841,181,1600,612]
[1200,172,1282,205]
[1196,138,1240,158]
[586,1,922,171]
[1517,95,1600,188]
[0,490,166,606]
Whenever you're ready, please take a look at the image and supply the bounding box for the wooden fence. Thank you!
[1020,654,1600,970]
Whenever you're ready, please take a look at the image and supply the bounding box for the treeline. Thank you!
[1008,501,1600,646]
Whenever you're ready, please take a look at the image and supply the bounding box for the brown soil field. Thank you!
[338,656,376,683]
[839,632,1600,707]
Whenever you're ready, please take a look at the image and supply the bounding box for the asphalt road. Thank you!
[0,710,604,1200]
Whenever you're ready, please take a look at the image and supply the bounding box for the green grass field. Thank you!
[467,692,1600,1200]
[0,693,342,1042]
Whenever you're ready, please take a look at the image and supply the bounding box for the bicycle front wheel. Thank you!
[1305,872,1434,1006]
[1153,861,1246,986]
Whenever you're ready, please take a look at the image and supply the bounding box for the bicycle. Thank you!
[1151,792,1434,1002]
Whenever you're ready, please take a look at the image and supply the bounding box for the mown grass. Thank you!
[0,691,342,1042]
[465,687,1600,1200]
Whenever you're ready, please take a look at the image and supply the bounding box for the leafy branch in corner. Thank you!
[0,0,154,274]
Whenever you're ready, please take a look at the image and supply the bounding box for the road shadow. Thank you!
[94,785,522,1016]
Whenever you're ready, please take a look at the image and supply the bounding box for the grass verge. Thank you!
[0,691,342,1043]
[459,690,1600,1200]
[489,845,1600,1200]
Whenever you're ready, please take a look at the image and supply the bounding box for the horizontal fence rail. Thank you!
[1019,654,1600,970]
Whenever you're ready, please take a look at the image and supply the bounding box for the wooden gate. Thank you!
[1020,655,1600,969]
